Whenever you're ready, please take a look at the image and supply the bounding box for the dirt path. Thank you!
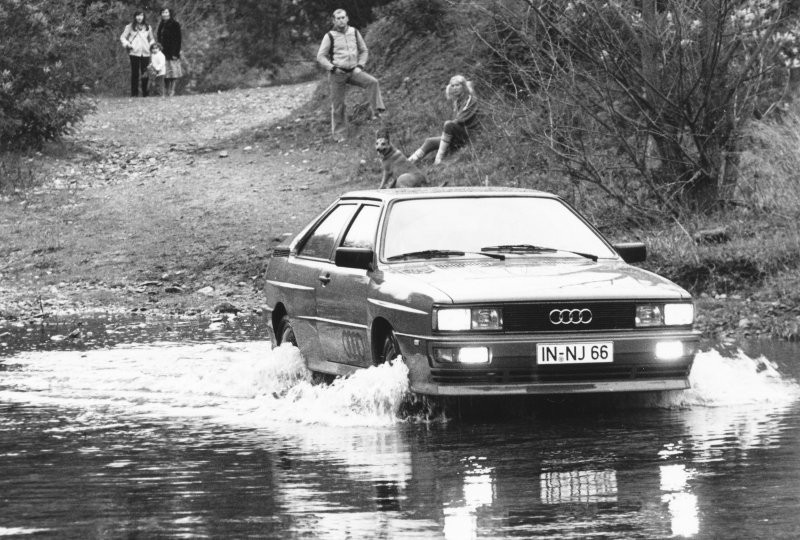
[0,83,376,319]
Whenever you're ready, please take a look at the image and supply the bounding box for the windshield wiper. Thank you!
[481,244,597,262]
[481,244,556,254]
[387,249,466,261]
[387,249,505,261]
[554,249,598,262]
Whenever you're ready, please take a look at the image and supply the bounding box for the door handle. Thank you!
[318,274,331,285]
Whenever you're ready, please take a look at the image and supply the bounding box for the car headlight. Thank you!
[664,303,694,325]
[434,347,490,364]
[636,303,694,327]
[655,341,684,360]
[435,307,503,331]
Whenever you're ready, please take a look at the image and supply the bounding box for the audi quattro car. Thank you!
[263,187,699,396]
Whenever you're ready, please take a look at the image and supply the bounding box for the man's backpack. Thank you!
[326,28,363,63]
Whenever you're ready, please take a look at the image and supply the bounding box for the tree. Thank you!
[0,0,94,150]
[474,0,799,212]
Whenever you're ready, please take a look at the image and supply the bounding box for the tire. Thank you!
[277,315,333,384]
[378,330,401,365]
[276,315,297,347]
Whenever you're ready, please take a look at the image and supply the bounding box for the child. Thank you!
[148,43,166,98]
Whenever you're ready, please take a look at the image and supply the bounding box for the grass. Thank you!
[631,103,800,298]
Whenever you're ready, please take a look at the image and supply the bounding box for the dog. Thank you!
[375,131,428,189]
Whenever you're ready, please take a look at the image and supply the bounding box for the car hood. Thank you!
[387,258,690,303]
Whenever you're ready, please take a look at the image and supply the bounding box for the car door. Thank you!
[291,203,358,368]
[315,203,381,367]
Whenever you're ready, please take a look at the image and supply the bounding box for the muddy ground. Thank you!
[0,83,378,320]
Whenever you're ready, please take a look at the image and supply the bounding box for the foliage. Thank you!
[736,101,800,210]
[232,0,295,69]
[373,0,450,35]
[0,0,94,150]
[470,0,800,212]
[222,0,397,77]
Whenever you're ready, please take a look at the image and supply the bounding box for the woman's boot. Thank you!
[408,148,425,163]
[434,134,451,164]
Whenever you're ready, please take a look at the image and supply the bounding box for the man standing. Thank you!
[317,9,385,140]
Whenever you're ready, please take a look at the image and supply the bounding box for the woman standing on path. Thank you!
[120,11,155,97]
[157,7,183,97]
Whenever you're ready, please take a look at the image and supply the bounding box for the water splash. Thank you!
[0,342,413,427]
[639,348,800,409]
[2,342,798,428]
[247,346,412,426]
[0,528,51,537]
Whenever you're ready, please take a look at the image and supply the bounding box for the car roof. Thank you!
[339,186,560,203]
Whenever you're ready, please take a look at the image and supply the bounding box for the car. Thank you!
[263,187,699,396]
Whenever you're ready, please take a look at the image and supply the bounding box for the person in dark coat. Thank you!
[157,7,183,97]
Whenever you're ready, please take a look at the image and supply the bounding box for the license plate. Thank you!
[536,342,613,364]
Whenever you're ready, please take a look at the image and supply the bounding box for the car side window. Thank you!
[297,204,356,260]
[341,205,380,250]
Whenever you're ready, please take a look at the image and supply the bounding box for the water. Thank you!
[1,315,800,538]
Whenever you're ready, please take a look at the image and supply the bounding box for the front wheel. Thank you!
[276,315,297,347]
[378,331,401,365]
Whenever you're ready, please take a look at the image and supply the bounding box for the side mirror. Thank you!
[613,242,647,263]
[335,247,374,271]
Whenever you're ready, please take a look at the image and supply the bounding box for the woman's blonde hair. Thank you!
[445,75,474,101]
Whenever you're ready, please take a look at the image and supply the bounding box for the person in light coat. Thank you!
[148,43,166,98]
[120,11,155,97]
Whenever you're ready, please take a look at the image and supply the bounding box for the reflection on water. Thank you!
[540,469,617,504]
[660,464,699,537]
[1,316,800,538]
[443,458,494,540]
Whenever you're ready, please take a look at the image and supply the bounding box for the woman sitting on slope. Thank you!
[408,75,479,165]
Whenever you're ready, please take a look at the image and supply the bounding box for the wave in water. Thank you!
[0,342,411,427]
[1,343,798,425]
[637,348,800,409]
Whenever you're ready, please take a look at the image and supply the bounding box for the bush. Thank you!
[0,0,94,150]
[373,0,449,36]
[737,102,800,211]
[470,0,800,212]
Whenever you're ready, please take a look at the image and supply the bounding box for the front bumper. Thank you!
[396,329,699,396]
[412,377,690,396]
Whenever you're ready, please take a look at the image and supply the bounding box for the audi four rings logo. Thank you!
[549,308,593,325]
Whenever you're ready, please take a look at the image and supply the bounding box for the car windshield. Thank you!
[381,196,617,261]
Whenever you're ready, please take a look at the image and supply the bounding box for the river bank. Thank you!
[2,83,799,343]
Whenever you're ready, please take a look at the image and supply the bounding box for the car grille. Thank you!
[503,301,635,332]
[431,363,691,385]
